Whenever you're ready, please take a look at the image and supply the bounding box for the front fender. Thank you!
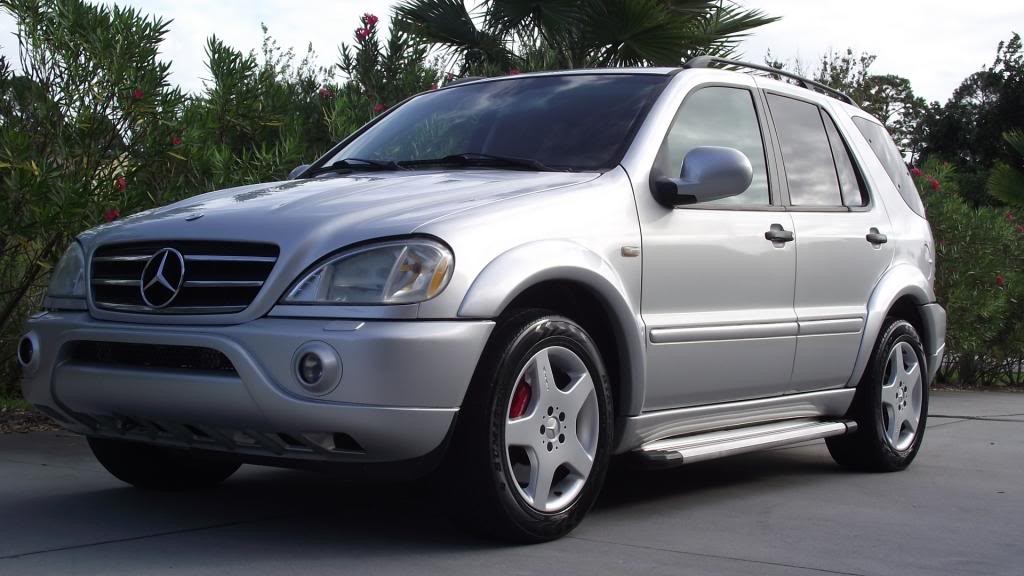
[848,264,936,387]
[458,240,647,416]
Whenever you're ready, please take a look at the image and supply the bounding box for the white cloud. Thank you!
[2,1,1021,103]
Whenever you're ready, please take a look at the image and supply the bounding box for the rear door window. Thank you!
[765,94,843,207]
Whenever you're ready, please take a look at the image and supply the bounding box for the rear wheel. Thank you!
[827,318,928,471]
[444,309,614,542]
[88,437,241,490]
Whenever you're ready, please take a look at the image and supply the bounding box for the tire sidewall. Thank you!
[485,315,613,538]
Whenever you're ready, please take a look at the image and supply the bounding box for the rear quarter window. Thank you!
[851,117,925,217]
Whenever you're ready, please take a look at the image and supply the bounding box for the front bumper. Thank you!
[20,312,493,464]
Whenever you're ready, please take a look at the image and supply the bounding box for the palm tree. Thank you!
[394,0,778,76]
[989,130,1024,207]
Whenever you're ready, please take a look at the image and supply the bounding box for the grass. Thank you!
[0,391,30,412]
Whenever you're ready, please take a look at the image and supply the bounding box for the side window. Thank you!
[765,94,842,207]
[657,86,770,205]
[852,117,926,217]
[821,112,868,207]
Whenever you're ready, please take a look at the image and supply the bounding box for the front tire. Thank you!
[827,318,929,471]
[445,309,614,542]
[88,437,241,491]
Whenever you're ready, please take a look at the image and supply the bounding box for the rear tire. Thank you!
[443,309,614,542]
[827,318,929,471]
[88,437,241,490]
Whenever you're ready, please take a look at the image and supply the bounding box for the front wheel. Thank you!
[445,310,614,542]
[827,318,929,471]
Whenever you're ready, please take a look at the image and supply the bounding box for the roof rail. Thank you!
[683,55,858,107]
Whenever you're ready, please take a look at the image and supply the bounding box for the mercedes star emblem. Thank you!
[140,248,185,308]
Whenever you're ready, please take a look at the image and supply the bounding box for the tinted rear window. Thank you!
[852,117,925,216]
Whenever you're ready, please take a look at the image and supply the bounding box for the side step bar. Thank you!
[636,419,857,468]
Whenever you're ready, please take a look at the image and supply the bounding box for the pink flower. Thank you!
[103,208,120,222]
[1007,212,1015,222]
[910,167,922,177]
[171,135,182,146]
[928,177,940,191]
[362,13,379,27]
[131,88,144,100]
[318,86,334,99]
[373,102,386,113]
[430,83,438,91]
[355,27,370,42]
[115,176,126,192]
[1017,225,1024,234]
[995,275,1006,287]
[508,68,521,75]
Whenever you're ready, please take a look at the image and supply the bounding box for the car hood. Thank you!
[81,170,599,255]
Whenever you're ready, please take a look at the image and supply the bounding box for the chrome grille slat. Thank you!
[90,241,278,315]
[185,255,277,263]
[183,280,264,288]
[91,279,140,286]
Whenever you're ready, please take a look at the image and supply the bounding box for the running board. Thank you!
[635,419,857,468]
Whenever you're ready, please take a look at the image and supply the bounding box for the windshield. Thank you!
[323,74,670,172]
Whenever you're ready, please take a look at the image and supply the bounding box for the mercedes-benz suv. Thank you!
[19,57,946,542]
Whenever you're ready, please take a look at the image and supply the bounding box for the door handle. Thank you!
[764,224,794,243]
[866,228,888,245]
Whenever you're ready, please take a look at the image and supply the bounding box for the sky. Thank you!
[1,1,1021,104]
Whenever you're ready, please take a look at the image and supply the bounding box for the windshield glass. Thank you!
[325,74,670,172]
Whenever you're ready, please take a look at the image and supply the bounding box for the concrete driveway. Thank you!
[0,390,1021,575]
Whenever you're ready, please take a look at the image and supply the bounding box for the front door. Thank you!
[639,83,798,411]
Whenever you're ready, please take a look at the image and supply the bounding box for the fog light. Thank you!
[299,353,324,385]
[17,336,34,367]
[292,341,342,395]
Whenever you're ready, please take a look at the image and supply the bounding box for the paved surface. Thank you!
[0,391,1021,575]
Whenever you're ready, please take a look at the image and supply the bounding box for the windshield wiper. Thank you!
[305,157,406,177]
[398,152,564,172]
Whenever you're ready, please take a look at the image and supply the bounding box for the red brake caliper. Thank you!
[509,378,532,419]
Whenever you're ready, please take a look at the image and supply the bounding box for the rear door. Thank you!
[761,90,894,392]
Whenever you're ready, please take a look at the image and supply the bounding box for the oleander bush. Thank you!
[916,160,1024,386]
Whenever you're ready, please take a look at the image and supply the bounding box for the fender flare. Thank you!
[458,240,647,416]
[847,264,935,387]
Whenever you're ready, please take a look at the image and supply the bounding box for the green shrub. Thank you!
[917,159,1024,386]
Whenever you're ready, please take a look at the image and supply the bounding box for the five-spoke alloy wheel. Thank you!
[827,318,929,471]
[504,346,600,513]
[444,309,613,542]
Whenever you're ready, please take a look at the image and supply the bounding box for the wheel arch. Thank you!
[849,264,936,387]
[458,240,645,417]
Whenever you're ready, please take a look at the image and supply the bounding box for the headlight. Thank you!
[46,242,86,299]
[281,239,453,305]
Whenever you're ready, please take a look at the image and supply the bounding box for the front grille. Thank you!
[91,241,278,314]
[69,341,237,374]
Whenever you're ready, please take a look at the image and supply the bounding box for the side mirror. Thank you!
[288,164,311,180]
[654,146,753,206]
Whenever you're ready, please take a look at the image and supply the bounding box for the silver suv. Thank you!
[19,58,945,542]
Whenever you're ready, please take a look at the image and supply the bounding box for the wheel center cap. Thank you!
[543,417,559,439]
